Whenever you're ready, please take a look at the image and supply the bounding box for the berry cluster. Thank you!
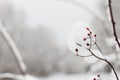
[75,27,97,56]
[75,27,97,55]
[83,27,97,47]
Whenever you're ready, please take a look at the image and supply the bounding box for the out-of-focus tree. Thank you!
[0,1,26,75]
[0,1,65,77]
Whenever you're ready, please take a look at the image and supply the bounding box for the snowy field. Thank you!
[0,73,118,80]
[38,73,118,80]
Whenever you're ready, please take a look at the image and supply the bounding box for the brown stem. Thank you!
[108,0,120,48]
[76,42,119,80]
[105,59,119,80]
[88,49,119,80]
[94,42,104,55]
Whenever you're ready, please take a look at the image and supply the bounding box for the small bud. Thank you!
[86,43,90,46]
[93,78,96,80]
[88,33,90,36]
[97,75,100,77]
[90,32,92,34]
[83,38,86,41]
[75,48,78,52]
[86,27,89,30]
[94,34,97,37]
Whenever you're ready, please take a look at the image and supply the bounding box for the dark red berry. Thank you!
[86,43,90,46]
[88,33,90,36]
[93,78,96,80]
[86,28,89,30]
[83,38,86,41]
[75,48,78,52]
[94,34,97,37]
[90,32,92,34]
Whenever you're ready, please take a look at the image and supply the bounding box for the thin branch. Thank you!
[76,43,93,57]
[76,43,82,47]
[0,22,26,75]
[105,59,119,80]
[88,49,105,61]
[94,42,104,56]
[108,0,120,48]
[88,49,119,80]
[76,41,119,80]
[89,35,92,49]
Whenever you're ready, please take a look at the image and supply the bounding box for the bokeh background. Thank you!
[0,0,120,80]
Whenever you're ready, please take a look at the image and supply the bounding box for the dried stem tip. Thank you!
[90,32,92,34]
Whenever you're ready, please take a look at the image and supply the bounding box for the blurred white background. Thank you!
[0,0,119,80]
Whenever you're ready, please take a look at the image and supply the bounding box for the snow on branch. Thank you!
[0,73,40,80]
[0,22,26,75]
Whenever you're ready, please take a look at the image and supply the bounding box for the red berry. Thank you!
[75,48,78,52]
[94,34,97,37]
[86,27,89,30]
[90,32,92,34]
[86,43,90,46]
[88,33,90,36]
[83,38,86,41]
[93,78,96,80]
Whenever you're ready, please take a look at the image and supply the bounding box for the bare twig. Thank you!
[0,22,26,75]
[108,0,120,48]
[88,49,119,80]
[76,28,119,80]
[77,41,119,80]
[77,43,119,80]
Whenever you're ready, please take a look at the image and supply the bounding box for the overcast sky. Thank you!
[2,0,106,48]
[9,0,87,46]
